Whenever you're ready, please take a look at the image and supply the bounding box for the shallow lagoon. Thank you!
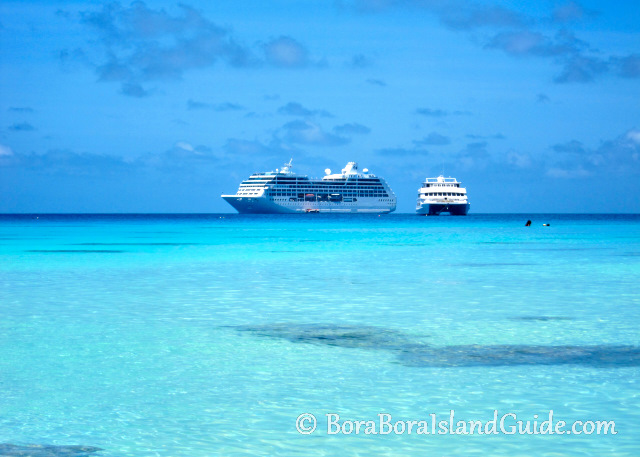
[1,214,639,456]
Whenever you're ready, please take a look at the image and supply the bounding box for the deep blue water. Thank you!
[1,214,639,456]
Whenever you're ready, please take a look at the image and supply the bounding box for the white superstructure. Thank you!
[416,175,470,215]
[222,160,397,214]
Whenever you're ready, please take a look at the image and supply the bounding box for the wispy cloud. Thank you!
[187,99,244,111]
[552,140,586,155]
[0,149,130,175]
[277,102,333,117]
[333,123,371,135]
[8,122,36,132]
[349,1,632,84]
[547,129,640,177]
[414,132,451,146]
[222,138,297,159]
[611,54,640,79]
[349,0,526,30]
[485,30,585,57]
[416,108,447,117]
[263,36,309,68]
[536,93,550,103]
[366,78,386,87]
[80,3,253,84]
[1,142,221,176]
[347,54,374,68]
[0,144,14,157]
[551,1,596,23]
[137,142,220,172]
[416,108,470,117]
[437,4,526,30]
[376,146,429,156]
[279,120,349,146]
[120,82,150,98]
[485,29,610,83]
[554,56,608,83]
[68,3,318,96]
[8,107,34,113]
[466,133,505,140]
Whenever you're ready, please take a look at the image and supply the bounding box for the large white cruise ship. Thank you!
[416,175,470,215]
[222,160,397,214]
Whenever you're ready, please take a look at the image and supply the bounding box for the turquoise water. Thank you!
[1,214,639,456]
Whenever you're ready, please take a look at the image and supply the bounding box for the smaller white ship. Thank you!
[416,176,470,215]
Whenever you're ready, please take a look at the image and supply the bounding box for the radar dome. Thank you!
[363,168,369,173]
[325,168,331,175]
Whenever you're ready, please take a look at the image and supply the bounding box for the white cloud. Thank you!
[263,36,308,68]
[176,141,194,151]
[0,144,14,156]
[626,129,640,145]
[546,167,591,178]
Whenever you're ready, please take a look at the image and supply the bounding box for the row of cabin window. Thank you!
[271,192,388,197]
[424,192,464,197]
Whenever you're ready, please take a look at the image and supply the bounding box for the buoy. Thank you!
[543,223,550,226]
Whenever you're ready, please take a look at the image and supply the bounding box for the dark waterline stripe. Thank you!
[25,249,126,253]
[72,242,202,246]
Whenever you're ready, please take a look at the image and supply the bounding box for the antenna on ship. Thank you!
[280,158,293,174]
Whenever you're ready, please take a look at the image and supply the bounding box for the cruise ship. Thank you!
[222,160,397,214]
[416,175,470,215]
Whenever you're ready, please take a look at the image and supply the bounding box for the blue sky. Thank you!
[1,0,639,213]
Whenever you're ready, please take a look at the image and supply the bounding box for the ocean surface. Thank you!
[1,213,639,456]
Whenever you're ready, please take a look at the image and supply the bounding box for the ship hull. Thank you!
[416,202,470,216]
[222,196,395,214]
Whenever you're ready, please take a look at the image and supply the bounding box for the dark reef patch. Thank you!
[232,323,640,368]
[397,345,640,368]
[509,316,575,322]
[0,444,102,456]
[232,323,415,350]
[521,248,591,251]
